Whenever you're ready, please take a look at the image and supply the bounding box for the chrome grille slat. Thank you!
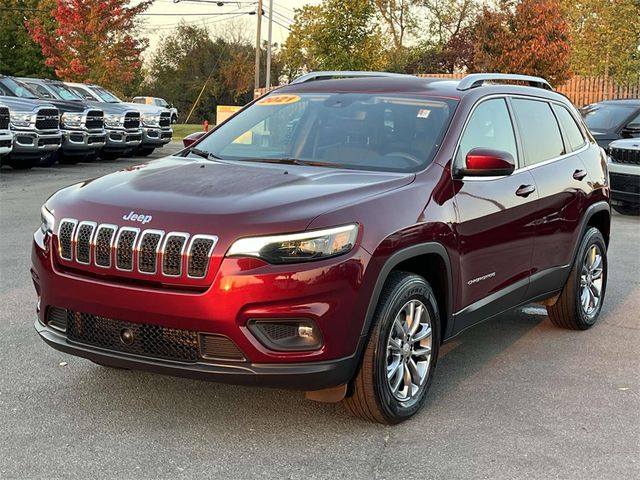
[187,235,218,278]
[162,233,189,277]
[94,225,117,268]
[137,230,164,274]
[115,228,140,271]
[58,219,78,261]
[75,222,96,265]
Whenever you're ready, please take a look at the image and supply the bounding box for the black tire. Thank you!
[38,151,59,168]
[612,203,640,216]
[100,151,122,161]
[5,157,39,170]
[343,271,440,424]
[171,115,177,124]
[547,227,607,330]
[136,147,155,157]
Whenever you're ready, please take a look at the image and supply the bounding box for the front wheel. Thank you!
[343,271,440,424]
[547,227,608,330]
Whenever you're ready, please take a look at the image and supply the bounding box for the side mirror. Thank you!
[455,148,516,178]
[183,131,207,148]
[622,123,640,136]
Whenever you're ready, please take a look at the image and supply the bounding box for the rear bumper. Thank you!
[62,130,106,156]
[35,319,358,390]
[103,128,142,151]
[141,126,172,147]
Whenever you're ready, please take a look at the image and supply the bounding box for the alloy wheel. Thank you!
[580,244,604,316]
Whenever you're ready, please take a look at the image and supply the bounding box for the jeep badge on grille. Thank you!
[122,211,153,224]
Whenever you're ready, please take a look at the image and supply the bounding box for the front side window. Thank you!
[48,84,83,101]
[68,86,96,101]
[27,83,54,99]
[455,98,518,166]
[191,92,457,172]
[512,99,564,166]
[0,78,38,99]
[553,104,586,152]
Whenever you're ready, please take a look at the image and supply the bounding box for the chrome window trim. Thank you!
[114,227,140,272]
[161,232,190,278]
[136,229,165,275]
[74,221,97,265]
[186,234,219,279]
[57,218,78,261]
[93,223,118,269]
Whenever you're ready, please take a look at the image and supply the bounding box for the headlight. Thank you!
[104,113,122,127]
[11,112,33,127]
[40,204,55,234]
[227,224,358,264]
[61,112,83,127]
[141,114,160,126]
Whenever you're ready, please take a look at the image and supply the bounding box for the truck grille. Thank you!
[124,112,140,129]
[159,113,171,128]
[56,218,217,279]
[35,108,59,130]
[609,146,640,165]
[85,110,104,130]
[0,106,9,130]
[46,307,245,363]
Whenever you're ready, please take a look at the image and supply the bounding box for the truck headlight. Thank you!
[104,114,122,127]
[11,112,33,127]
[141,114,160,126]
[61,112,83,127]
[227,224,358,264]
[40,204,55,234]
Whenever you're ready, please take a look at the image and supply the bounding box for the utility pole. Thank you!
[254,0,263,92]
[265,0,274,89]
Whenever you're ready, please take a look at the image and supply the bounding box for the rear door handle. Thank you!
[515,184,536,198]
[573,169,588,181]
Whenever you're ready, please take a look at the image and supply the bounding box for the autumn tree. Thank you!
[472,0,571,85]
[0,0,56,77]
[28,0,151,96]
[281,0,386,78]
[561,0,640,82]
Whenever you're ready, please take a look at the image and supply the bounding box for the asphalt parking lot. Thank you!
[0,142,638,479]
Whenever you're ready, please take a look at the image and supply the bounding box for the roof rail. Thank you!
[457,73,552,91]
[290,71,411,84]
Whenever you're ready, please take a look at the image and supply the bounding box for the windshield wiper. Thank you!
[186,148,222,161]
[240,158,344,168]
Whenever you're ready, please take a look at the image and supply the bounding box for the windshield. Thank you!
[582,104,636,132]
[90,86,121,103]
[48,83,84,101]
[0,77,39,99]
[193,92,457,172]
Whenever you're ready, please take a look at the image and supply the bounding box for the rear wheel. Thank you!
[547,227,607,330]
[612,203,640,216]
[343,271,440,424]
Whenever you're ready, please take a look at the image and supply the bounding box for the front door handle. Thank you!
[573,169,588,181]
[515,184,536,198]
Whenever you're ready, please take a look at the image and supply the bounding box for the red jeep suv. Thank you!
[33,72,610,424]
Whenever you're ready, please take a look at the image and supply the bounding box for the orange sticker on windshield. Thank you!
[257,95,301,106]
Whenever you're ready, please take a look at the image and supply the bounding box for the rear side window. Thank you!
[553,104,586,151]
[511,99,564,166]
[455,98,518,166]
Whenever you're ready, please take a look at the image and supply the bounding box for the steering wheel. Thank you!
[384,151,422,165]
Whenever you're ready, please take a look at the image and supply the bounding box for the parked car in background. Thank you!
[0,103,13,159]
[65,83,173,156]
[581,99,640,149]
[0,96,61,169]
[132,96,178,124]
[34,72,610,424]
[607,138,640,215]
[0,76,107,166]
[18,77,142,162]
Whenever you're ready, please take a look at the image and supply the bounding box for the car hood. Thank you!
[609,138,640,150]
[49,156,415,238]
[0,95,57,113]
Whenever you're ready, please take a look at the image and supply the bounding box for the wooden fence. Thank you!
[256,74,640,106]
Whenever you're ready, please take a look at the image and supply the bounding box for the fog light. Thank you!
[248,319,323,352]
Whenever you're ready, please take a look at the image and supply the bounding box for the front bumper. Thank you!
[103,128,143,152]
[0,131,12,156]
[141,126,172,147]
[62,130,107,156]
[11,130,62,157]
[35,319,358,390]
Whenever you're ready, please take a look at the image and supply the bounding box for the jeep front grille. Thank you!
[85,110,104,130]
[0,106,9,130]
[35,108,59,130]
[610,147,640,166]
[56,219,217,280]
[124,112,140,129]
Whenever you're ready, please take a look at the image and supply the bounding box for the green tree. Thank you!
[281,0,386,78]
[561,0,640,82]
[0,0,56,78]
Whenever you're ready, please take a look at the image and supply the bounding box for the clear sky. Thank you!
[139,0,322,54]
